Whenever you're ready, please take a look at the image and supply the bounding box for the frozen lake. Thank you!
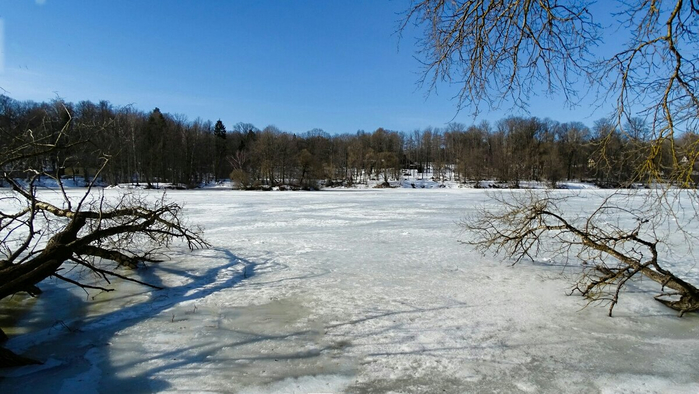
[1,188,698,393]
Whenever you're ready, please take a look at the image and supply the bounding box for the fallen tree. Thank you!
[0,107,207,366]
[461,190,699,316]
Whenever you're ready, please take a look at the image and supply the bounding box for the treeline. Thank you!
[1,95,697,189]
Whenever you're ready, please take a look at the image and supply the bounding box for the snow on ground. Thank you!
[1,188,698,393]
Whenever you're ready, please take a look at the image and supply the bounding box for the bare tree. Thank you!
[402,0,598,114]
[0,109,207,366]
[403,0,699,187]
[405,1,699,314]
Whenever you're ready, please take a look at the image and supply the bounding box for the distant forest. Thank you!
[2,95,697,189]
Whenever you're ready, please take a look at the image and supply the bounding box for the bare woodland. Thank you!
[405,0,699,314]
[1,96,697,190]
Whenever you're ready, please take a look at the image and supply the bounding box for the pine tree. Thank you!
[214,119,226,140]
[213,119,227,181]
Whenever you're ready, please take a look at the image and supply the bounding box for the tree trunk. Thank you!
[0,346,42,368]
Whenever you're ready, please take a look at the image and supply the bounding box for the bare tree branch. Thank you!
[461,190,699,316]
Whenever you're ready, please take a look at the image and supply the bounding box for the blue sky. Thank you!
[0,0,610,134]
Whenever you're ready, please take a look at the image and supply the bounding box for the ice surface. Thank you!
[1,188,698,393]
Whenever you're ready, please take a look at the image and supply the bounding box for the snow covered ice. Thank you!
[1,188,698,393]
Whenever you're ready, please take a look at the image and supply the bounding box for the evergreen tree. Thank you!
[141,108,166,186]
[214,119,226,140]
[214,119,227,181]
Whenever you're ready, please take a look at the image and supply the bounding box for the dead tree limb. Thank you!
[461,190,699,316]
